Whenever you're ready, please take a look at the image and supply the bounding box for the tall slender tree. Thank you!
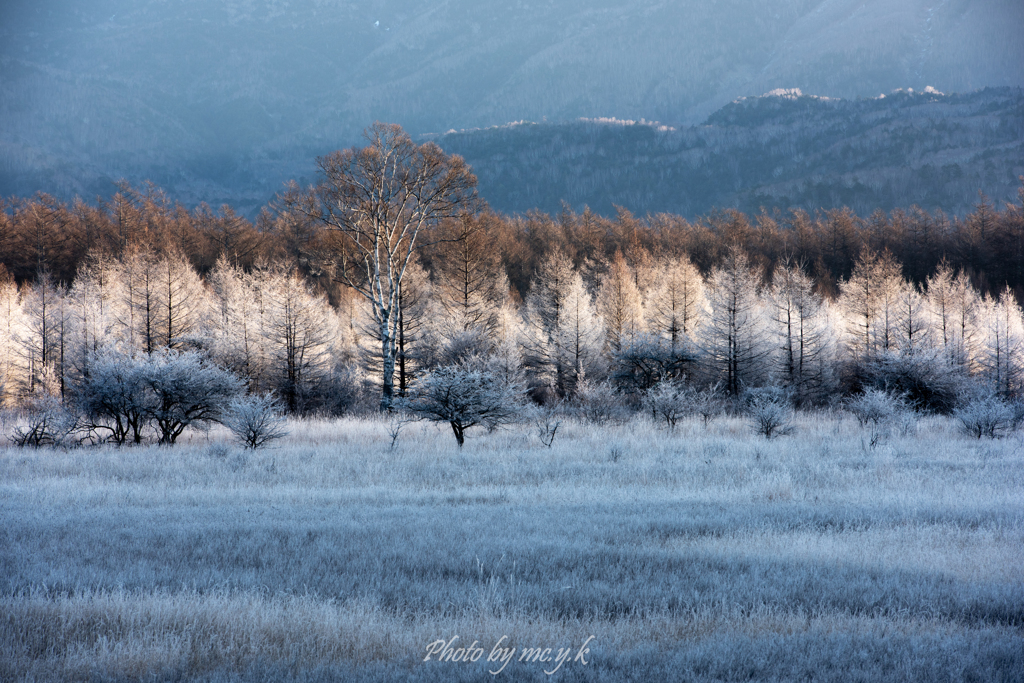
[288,123,479,411]
[646,255,706,350]
[702,249,770,396]
[597,250,644,354]
[926,262,981,371]
[979,286,1024,397]
[521,249,604,398]
[838,250,905,361]
[767,263,835,401]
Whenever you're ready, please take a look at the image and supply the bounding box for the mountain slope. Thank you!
[434,88,1024,218]
[0,0,1021,210]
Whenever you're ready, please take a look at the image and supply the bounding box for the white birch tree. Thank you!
[289,123,479,411]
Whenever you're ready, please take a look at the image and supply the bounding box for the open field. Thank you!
[1,413,1023,682]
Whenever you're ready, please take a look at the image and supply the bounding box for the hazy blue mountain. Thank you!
[0,0,1022,213]
[435,88,1024,218]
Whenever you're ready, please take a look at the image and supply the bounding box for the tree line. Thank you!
[1,126,1023,444]
[3,181,1023,306]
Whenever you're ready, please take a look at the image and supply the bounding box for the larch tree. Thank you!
[766,263,835,402]
[0,269,24,404]
[17,270,70,397]
[116,248,160,354]
[702,248,770,396]
[521,248,575,397]
[66,253,121,385]
[288,122,479,411]
[104,187,147,255]
[557,272,606,396]
[262,268,337,413]
[521,249,604,399]
[926,263,981,371]
[893,283,932,356]
[979,286,1024,397]
[597,250,644,355]
[432,213,507,339]
[207,257,269,393]
[646,255,706,350]
[153,250,207,350]
[838,250,905,361]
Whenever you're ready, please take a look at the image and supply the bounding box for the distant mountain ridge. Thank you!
[0,0,1021,213]
[434,87,1024,218]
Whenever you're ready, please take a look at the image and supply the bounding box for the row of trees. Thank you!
[1,125,1022,443]
[2,238,1021,413]
[0,252,353,416]
[2,175,1023,309]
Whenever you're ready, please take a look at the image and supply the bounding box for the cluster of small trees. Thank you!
[0,250,354,416]
[1,125,1023,448]
[6,348,287,449]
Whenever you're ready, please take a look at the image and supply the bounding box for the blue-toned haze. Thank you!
[0,0,1021,213]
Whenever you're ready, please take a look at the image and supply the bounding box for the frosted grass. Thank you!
[1,413,1022,681]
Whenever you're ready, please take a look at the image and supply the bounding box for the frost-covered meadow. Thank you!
[2,412,1022,682]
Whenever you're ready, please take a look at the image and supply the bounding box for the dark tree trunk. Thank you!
[451,420,465,447]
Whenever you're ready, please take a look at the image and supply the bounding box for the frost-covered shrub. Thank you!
[846,388,907,427]
[572,378,629,423]
[850,351,963,414]
[643,380,690,430]
[612,334,696,395]
[74,350,154,445]
[223,393,289,449]
[9,396,81,448]
[692,383,726,427]
[143,350,245,445]
[403,357,525,447]
[73,348,244,445]
[1011,398,1024,431]
[954,388,1016,439]
[527,404,563,448]
[845,388,914,447]
[304,366,369,417]
[743,386,794,439]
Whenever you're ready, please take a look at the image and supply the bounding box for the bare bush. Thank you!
[403,357,524,447]
[744,386,794,439]
[954,388,1016,439]
[643,380,690,430]
[383,412,415,450]
[9,396,81,448]
[223,394,289,449]
[144,350,245,445]
[530,405,562,448]
[692,383,726,427]
[572,378,629,423]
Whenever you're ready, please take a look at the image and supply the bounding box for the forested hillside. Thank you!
[436,88,1024,218]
